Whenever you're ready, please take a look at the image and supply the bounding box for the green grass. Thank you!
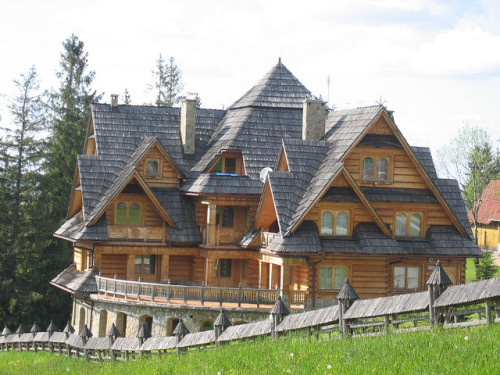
[466,257,500,282]
[1,324,499,374]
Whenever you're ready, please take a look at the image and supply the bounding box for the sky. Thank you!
[1,0,499,159]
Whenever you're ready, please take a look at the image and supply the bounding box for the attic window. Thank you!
[320,210,349,236]
[115,201,142,225]
[395,212,422,236]
[146,159,160,176]
[362,156,391,183]
[208,152,244,175]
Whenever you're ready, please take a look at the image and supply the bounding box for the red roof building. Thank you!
[468,180,500,249]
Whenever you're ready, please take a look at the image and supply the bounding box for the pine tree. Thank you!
[0,67,48,327]
[149,54,184,107]
[123,88,131,104]
[476,250,497,280]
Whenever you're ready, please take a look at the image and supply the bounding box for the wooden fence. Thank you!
[1,273,499,362]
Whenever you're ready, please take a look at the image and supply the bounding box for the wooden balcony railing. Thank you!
[202,225,248,246]
[95,276,291,308]
[261,231,278,247]
[108,225,165,242]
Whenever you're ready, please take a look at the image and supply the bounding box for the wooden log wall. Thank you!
[99,254,128,279]
[168,256,193,282]
[136,147,181,188]
[105,192,163,227]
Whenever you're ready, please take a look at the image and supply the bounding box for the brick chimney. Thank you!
[302,99,327,141]
[180,98,197,155]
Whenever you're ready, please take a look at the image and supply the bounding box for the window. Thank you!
[395,212,422,236]
[209,153,243,175]
[146,159,160,176]
[215,206,234,228]
[362,156,390,182]
[319,266,348,289]
[115,201,142,225]
[135,255,155,275]
[219,259,232,277]
[320,210,349,236]
[394,266,419,290]
[225,158,236,174]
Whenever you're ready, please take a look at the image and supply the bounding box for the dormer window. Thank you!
[115,201,142,225]
[321,210,349,236]
[362,155,391,183]
[208,151,244,175]
[146,159,160,176]
[395,212,422,236]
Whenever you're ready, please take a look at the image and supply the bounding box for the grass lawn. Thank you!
[1,324,499,375]
[466,257,500,282]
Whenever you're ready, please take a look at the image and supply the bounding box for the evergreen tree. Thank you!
[0,67,48,327]
[149,54,184,107]
[476,250,497,280]
[123,88,131,104]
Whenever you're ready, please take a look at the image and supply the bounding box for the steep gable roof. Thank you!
[467,179,500,225]
[229,59,311,110]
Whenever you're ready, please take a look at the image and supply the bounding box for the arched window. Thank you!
[410,213,422,236]
[376,158,388,181]
[321,211,334,235]
[396,213,408,236]
[222,206,234,227]
[115,202,127,224]
[362,157,374,179]
[146,159,159,176]
[336,211,348,235]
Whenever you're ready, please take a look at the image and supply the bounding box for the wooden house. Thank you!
[51,59,481,336]
[468,180,500,250]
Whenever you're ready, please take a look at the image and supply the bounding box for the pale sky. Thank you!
[1,0,499,158]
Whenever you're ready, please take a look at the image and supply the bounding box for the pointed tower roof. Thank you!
[30,322,42,333]
[214,309,232,328]
[46,320,58,333]
[427,260,453,286]
[107,323,121,338]
[229,59,311,110]
[63,321,75,334]
[173,320,190,336]
[270,296,290,316]
[336,278,360,301]
[79,325,93,338]
[137,323,151,339]
[15,324,26,334]
[1,325,11,336]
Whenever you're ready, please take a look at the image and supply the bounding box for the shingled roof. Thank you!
[50,265,98,294]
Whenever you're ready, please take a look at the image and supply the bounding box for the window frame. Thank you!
[145,158,161,177]
[320,209,351,236]
[114,201,143,225]
[360,154,393,183]
[393,265,420,291]
[319,265,349,290]
[394,211,424,237]
[134,254,156,275]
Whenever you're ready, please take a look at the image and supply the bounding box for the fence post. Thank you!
[485,299,492,325]
[151,285,155,302]
[167,280,171,303]
[137,278,141,300]
[113,275,117,298]
[384,315,390,334]
[104,278,107,297]
[201,282,205,306]
[219,288,223,307]
[256,289,260,309]
[238,283,242,308]
[183,286,187,305]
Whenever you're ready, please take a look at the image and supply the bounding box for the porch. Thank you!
[95,276,307,309]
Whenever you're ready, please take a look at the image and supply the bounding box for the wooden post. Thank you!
[485,299,492,325]
[238,283,242,308]
[256,289,260,309]
[167,280,171,303]
[219,288,223,307]
[183,286,187,304]
[151,285,155,302]
[201,282,205,306]
[137,279,141,300]
[384,315,390,334]
[428,285,435,327]
[113,275,117,298]
[104,278,107,297]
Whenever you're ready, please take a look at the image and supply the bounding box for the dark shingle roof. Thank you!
[181,173,262,195]
[50,265,98,294]
[229,59,311,110]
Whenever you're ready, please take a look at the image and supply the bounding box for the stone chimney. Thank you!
[180,98,197,155]
[110,94,119,109]
[302,99,327,141]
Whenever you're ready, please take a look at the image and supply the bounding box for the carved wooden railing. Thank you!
[95,276,286,308]
[261,231,278,247]
[107,225,165,242]
[202,225,248,245]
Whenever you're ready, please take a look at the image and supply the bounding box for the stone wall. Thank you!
[74,296,270,338]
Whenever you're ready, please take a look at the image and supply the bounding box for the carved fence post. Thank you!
[214,309,232,348]
[336,278,359,338]
[426,260,453,328]
[270,296,289,339]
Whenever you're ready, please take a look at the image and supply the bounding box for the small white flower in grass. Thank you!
[289,352,294,358]
[66,369,70,372]
[286,370,291,373]
[327,364,332,369]
[464,336,469,341]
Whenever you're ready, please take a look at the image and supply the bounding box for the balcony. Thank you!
[202,225,248,246]
[95,276,306,309]
[108,225,165,242]
[261,231,278,247]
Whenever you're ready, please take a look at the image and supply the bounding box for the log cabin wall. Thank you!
[136,147,181,188]
[105,192,164,227]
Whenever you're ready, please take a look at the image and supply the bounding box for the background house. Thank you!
[468,180,500,251]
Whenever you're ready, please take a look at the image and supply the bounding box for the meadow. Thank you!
[1,324,499,375]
